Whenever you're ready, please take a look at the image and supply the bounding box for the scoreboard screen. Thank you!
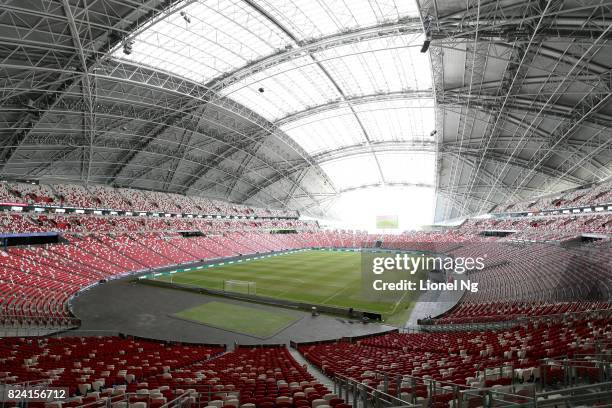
[376,215,399,229]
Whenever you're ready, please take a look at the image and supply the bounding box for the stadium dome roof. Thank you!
[0,0,610,224]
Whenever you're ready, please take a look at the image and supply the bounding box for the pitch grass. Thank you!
[174,301,299,338]
[155,250,421,326]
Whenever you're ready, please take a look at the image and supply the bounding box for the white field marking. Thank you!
[163,250,351,290]
[172,275,298,293]
[389,287,410,315]
[275,286,297,299]
[320,282,354,305]
[173,272,220,287]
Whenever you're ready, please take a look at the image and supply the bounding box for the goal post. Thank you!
[223,280,256,295]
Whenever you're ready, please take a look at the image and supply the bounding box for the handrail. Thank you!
[21,384,234,408]
[336,370,539,407]
[371,368,612,406]
[537,380,612,397]
[0,378,53,387]
[332,372,418,408]
[160,389,191,408]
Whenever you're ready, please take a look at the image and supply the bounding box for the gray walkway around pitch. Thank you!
[69,278,396,345]
[403,274,466,329]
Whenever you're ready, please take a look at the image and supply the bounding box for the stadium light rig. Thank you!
[180,11,191,23]
[122,40,134,55]
[421,15,435,53]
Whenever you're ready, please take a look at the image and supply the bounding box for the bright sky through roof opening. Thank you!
[324,186,435,232]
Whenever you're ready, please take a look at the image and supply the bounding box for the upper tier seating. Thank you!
[493,180,611,213]
[0,182,16,202]
[462,213,612,237]
[0,212,316,235]
[86,185,131,210]
[8,182,56,205]
[0,180,298,218]
[53,184,99,208]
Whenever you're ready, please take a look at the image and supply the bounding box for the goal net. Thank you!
[223,280,256,295]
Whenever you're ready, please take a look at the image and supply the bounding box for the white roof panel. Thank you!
[378,152,436,185]
[220,55,341,121]
[320,155,381,189]
[280,107,365,154]
[113,0,291,83]
[354,98,436,142]
[315,34,432,96]
[256,0,420,40]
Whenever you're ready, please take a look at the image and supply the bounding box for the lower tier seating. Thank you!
[299,313,611,392]
[0,340,340,408]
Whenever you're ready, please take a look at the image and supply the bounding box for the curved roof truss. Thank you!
[1,0,610,221]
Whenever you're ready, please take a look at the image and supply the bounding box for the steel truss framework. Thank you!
[418,0,612,221]
[0,0,610,219]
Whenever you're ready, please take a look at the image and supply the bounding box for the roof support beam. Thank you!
[191,136,269,194]
[446,74,610,94]
[1,61,334,210]
[442,152,524,206]
[432,0,612,41]
[274,90,433,126]
[440,105,611,173]
[206,19,423,92]
[314,140,436,164]
[453,0,563,217]
[4,101,318,204]
[473,20,612,214]
[275,182,436,203]
[8,134,299,208]
[107,101,203,185]
[504,90,612,198]
[0,72,82,174]
[440,146,588,186]
[0,0,178,177]
[439,94,612,130]
[246,140,437,174]
[237,0,387,188]
[61,0,96,185]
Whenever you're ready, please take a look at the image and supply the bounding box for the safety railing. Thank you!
[4,385,238,408]
[534,381,612,407]
[539,357,612,391]
[332,373,418,408]
[370,367,612,407]
[0,314,81,337]
[373,370,536,407]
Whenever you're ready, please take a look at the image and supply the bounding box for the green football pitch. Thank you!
[174,301,300,338]
[150,249,422,326]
